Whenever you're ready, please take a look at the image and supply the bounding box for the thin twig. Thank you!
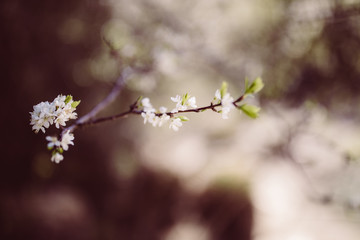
[61,71,128,135]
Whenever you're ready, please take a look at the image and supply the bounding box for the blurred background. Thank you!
[2,0,360,239]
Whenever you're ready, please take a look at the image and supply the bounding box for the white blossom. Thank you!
[169,118,182,131]
[46,136,61,149]
[53,95,66,108]
[62,103,78,119]
[187,96,197,108]
[141,97,152,107]
[170,95,181,104]
[45,131,74,163]
[220,93,235,119]
[31,119,47,134]
[30,95,80,163]
[30,101,55,133]
[141,98,171,127]
[140,97,157,126]
[141,98,155,113]
[60,130,74,151]
[30,95,79,133]
[54,113,68,128]
[159,106,167,113]
[151,116,161,127]
[51,153,64,164]
[170,95,182,112]
[158,114,170,127]
[171,94,197,112]
[140,96,191,130]
[141,111,156,125]
[215,89,221,101]
[141,103,170,128]
[214,90,235,119]
[141,97,156,125]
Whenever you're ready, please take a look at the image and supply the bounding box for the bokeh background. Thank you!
[2,0,360,239]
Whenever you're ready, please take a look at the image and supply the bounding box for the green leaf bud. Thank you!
[65,95,73,104]
[177,116,189,122]
[182,93,189,105]
[71,100,81,108]
[244,77,249,91]
[239,104,261,119]
[245,77,264,95]
[220,82,228,98]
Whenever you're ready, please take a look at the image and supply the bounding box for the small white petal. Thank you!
[151,116,161,127]
[158,114,170,127]
[215,89,221,100]
[171,95,181,103]
[51,153,64,164]
[187,96,197,108]
[60,131,74,151]
[159,106,167,113]
[141,111,156,125]
[169,118,182,131]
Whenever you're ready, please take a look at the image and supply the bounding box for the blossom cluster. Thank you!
[30,95,80,133]
[30,95,80,163]
[139,84,235,131]
[46,130,75,163]
[140,93,196,131]
[140,90,225,131]
[139,86,234,131]
[139,78,264,131]
[214,84,235,119]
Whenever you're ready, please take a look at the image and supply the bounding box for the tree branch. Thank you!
[61,71,128,135]
[76,93,246,128]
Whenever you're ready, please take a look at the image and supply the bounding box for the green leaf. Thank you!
[244,77,249,91]
[245,77,264,95]
[177,116,189,122]
[132,96,143,109]
[71,100,81,108]
[137,96,143,103]
[182,93,189,105]
[58,147,64,154]
[47,145,53,150]
[65,95,73,104]
[220,82,228,98]
[239,104,261,119]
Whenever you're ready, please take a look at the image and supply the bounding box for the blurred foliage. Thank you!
[262,1,360,111]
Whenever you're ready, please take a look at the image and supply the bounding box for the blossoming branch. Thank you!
[30,77,264,163]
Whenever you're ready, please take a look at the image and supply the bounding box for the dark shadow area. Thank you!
[1,166,253,240]
[261,2,360,115]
